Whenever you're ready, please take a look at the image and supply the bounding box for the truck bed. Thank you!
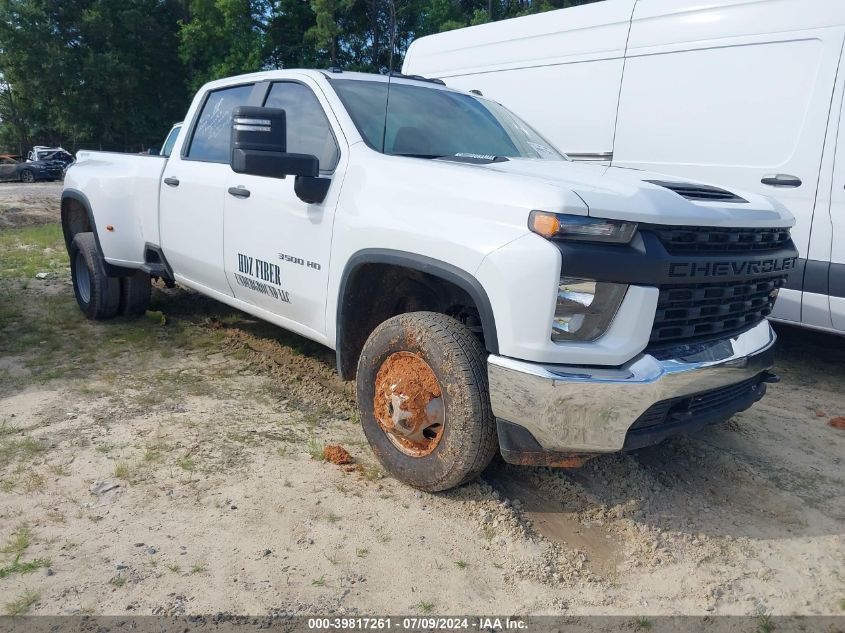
[64,151,168,267]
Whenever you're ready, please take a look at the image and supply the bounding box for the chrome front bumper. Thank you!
[487,320,777,454]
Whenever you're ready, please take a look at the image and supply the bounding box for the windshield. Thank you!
[331,79,564,161]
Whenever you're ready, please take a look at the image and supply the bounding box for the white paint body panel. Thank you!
[403,0,845,334]
[65,152,167,266]
[63,69,794,370]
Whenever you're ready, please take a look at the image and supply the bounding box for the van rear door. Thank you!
[613,0,845,327]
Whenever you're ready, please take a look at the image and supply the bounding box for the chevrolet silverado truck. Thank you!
[62,69,798,491]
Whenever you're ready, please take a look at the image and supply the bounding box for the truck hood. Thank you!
[448,157,794,228]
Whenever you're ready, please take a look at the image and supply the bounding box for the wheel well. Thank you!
[336,261,494,380]
[61,196,92,253]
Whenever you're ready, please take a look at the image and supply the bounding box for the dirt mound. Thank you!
[323,444,354,464]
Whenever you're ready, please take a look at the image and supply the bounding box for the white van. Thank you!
[403,0,845,334]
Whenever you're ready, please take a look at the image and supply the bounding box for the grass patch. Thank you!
[143,438,170,463]
[634,617,652,631]
[0,525,33,556]
[0,223,66,280]
[362,464,384,481]
[0,437,44,468]
[307,437,324,461]
[454,560,467,569]
[113,462,131,480]
[0,556,51,579]
[756,609,774,633]
[177,456,197,471]
[311,575,326,587]
[48,463,68,476]
[108,575,127,588]
[5,588,39,615]
[189,564,205,574]
[417,601,435,614]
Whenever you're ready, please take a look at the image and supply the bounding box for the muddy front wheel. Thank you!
[356,312,497,492]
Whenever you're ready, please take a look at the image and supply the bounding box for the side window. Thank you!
[265,82,339,172]
[187,84,254,162]
[161,124,181,158]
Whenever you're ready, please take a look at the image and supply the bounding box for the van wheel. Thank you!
[70,232,120,320]
[356,311,497,492]
[119,270,151,316]
[20,170,34,183]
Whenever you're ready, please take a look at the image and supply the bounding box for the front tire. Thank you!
[356,312,498,492]
[70,232,120,319]
[20,170,34,183]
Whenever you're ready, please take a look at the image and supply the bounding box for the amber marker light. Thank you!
[528,211,560,238]
[528,210,637,244]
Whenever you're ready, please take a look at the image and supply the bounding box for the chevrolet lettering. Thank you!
[669,256,798,279]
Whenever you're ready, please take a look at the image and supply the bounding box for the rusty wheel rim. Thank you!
[373,351,445,457]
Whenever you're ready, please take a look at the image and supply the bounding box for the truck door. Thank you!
[223,79,345,335]
[159,82,256,295]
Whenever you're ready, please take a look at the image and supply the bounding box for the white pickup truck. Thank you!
[63,69,798,491]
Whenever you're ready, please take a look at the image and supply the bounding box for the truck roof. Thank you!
[198,68,457,94]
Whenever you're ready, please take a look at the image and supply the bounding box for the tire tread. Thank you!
[358,311,498,492]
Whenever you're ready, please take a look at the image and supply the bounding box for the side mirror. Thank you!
[230,106,318,178]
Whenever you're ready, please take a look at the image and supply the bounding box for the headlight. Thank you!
[529,211,637,244]
[552,277,628,342]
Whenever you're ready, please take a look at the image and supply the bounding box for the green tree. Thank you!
[178,0,269,90]
[0,0,188,152]
[306,0,355,65]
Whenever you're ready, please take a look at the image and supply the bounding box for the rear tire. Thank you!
[356,311,498,492]
[70,232,120,319]
[119,270,151,316]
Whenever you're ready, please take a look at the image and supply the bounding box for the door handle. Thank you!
[163,177,180,187]
[227,186,251,199]
[761,174,802,188]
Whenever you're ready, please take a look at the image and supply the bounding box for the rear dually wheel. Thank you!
[70,232,120,320]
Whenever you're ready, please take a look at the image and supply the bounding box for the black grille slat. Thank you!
[649,225,791,254]
[650,275,786,345]
[629,375,765,431]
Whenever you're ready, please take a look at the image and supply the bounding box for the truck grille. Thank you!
[650,274,786,345]
[650,225,791,254]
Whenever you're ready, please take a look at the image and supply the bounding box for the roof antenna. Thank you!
[380,0,397,153]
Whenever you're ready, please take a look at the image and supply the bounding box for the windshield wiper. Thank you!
[391,153,446,159]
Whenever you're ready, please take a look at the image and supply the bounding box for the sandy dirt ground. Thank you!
[0,182,844,618]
